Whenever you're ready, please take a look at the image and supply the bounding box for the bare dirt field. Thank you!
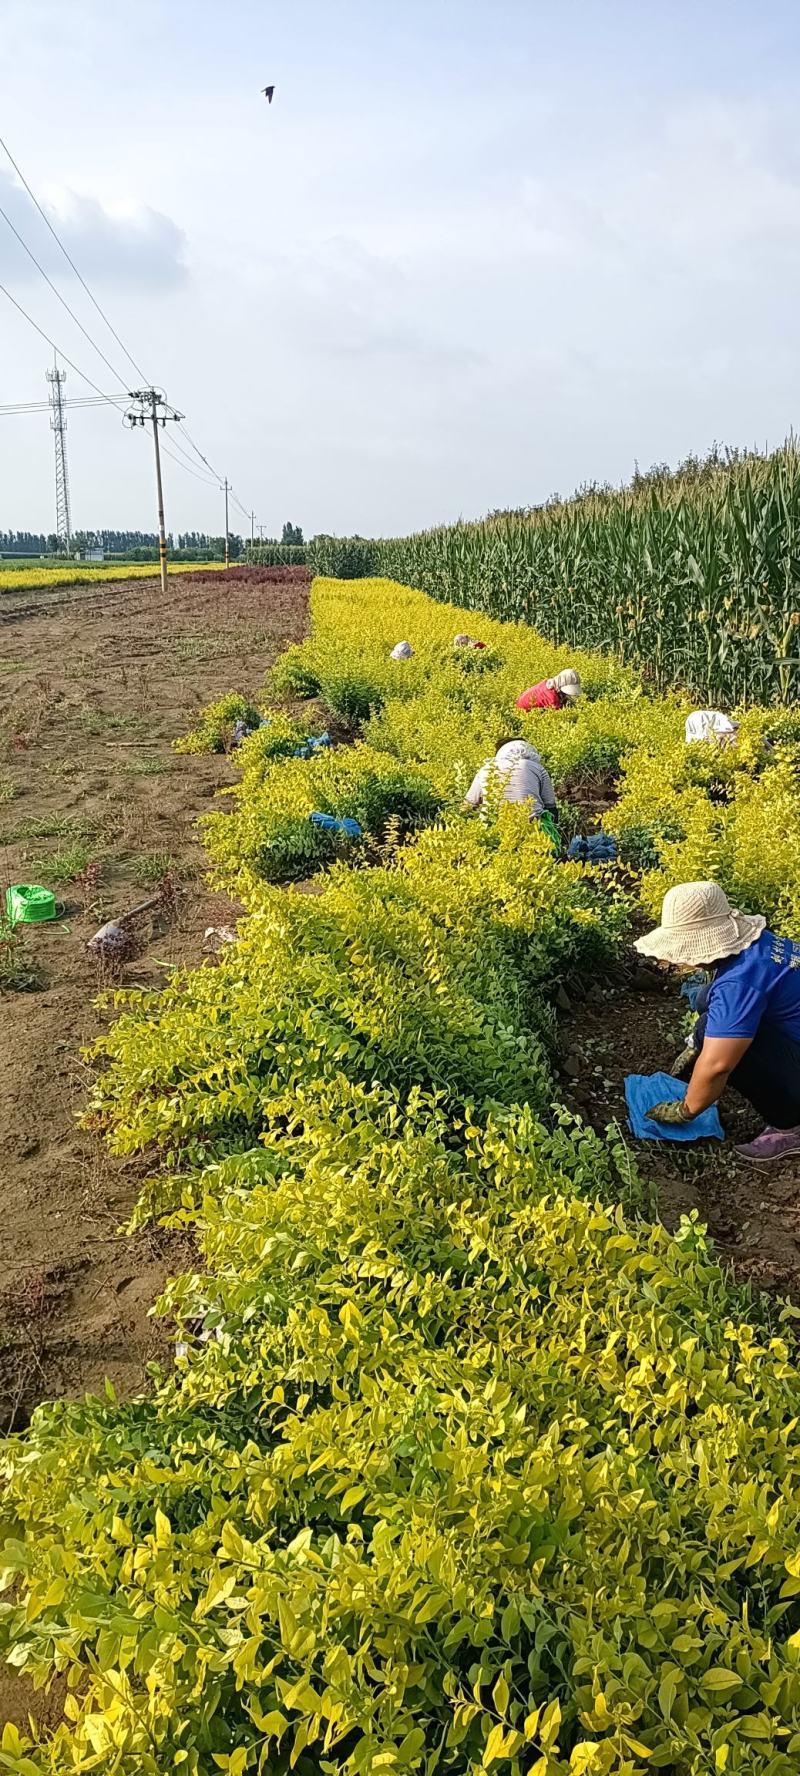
[0,565,309,1432]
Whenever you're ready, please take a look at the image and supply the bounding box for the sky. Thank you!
[1,0,800,540]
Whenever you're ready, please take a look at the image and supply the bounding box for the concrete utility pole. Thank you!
[250,509,255,548]
[124,389,183,597]
[221,478,230,568]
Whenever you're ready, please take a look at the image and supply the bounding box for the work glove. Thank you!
[670,1044,698,1078]
[647,1098,696,1126]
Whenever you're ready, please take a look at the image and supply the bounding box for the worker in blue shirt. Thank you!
[635,881,800,1164]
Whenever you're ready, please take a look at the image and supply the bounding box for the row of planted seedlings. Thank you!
[3,579,800,1774]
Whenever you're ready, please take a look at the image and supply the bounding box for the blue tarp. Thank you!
[293,732,332,759]
[624,1071,724,1142]
[309,811,363,838]
[680,971,709,1012]
[567,834,618,862]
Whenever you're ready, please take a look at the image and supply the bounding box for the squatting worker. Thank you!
[464,739,558,823]
[636,881,800,1164]
[685,710,739,745]
[516,668,582,712]
[390,641,414,661]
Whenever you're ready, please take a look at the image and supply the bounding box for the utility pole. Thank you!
[250,510,255,549]
[124,389,183,597]
[221,478,230,568]
[46,355,71,552]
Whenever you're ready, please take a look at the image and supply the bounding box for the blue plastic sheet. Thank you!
[680,971,709,1012]
[293,732,333,759]
[567,834,618,862]
[309,811,363,838]
[624,1071,724,1143]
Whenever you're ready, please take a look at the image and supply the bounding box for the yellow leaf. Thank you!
[492,1674,509,1716]
[484,1722,507,1764]
[154,1507,172,1547]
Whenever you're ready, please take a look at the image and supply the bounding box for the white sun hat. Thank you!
[548,668,582,700]
[635,881,765,967]
[390,641,414,660]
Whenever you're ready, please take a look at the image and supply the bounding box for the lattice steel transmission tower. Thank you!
[46,356,71,549]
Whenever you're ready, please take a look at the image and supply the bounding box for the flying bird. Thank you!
[262,85,275,103]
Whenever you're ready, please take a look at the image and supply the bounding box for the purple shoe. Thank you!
[735,1125,800,1164]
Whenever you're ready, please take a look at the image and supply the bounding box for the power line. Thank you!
[159,439,218,486]
[0,199,130,389]
[165,426,221,477]
[174,424,256,532]
[0,132,262,529]
[177,425,224,483]
[0,280,124,405]
[0,397,119,414]
[0,130,150,385]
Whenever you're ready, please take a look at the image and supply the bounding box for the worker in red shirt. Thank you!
[516,668,582,712]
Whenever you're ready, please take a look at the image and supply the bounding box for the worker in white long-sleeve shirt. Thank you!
[685,710,738,745]
[464,738,558,822]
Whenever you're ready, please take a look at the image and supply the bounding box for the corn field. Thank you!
[245,542,308,567]
[309,445,800,704]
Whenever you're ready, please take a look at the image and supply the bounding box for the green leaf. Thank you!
[700,1669,742,1696]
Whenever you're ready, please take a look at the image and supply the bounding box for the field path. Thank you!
[0,566,309,1430]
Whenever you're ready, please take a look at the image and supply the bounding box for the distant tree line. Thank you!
[1,523,305,559]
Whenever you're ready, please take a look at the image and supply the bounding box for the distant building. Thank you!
[85,547,105,562]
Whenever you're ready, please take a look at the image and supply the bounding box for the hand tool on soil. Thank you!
[86,886,177,963]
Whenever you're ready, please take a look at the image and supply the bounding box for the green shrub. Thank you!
[6,573,800,1776]
[269,645,322,699]
[174,691,261,754]
[204,743,444,891]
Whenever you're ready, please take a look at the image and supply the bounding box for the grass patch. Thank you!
[0,814,88,846]
[172,633,238,661]
[131,849,178,887]
[0,775,17,805]
[28,841,93,884]
[0,925,41,992]
[121,755,174,778]
[79,709,145,736]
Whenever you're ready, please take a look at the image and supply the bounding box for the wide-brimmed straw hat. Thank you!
[550,668,581,699]
[635,881,765,967]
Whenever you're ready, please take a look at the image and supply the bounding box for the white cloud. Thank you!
[0,171,187,288]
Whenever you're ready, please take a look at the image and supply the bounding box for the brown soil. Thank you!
[558,967,800,1298]
[0,565,309,1433]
